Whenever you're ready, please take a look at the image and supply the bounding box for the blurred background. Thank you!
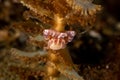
[0,0,120,80]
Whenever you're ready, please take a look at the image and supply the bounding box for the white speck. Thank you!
[116,22,120,30]
[106,65,109,69]
[89,30,102,40]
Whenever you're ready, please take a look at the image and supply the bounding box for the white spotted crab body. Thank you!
[43,29,76,50]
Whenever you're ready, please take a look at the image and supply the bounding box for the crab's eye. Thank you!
[66,31,76,42]
[43,29,50,40]
[43,29,55,40]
